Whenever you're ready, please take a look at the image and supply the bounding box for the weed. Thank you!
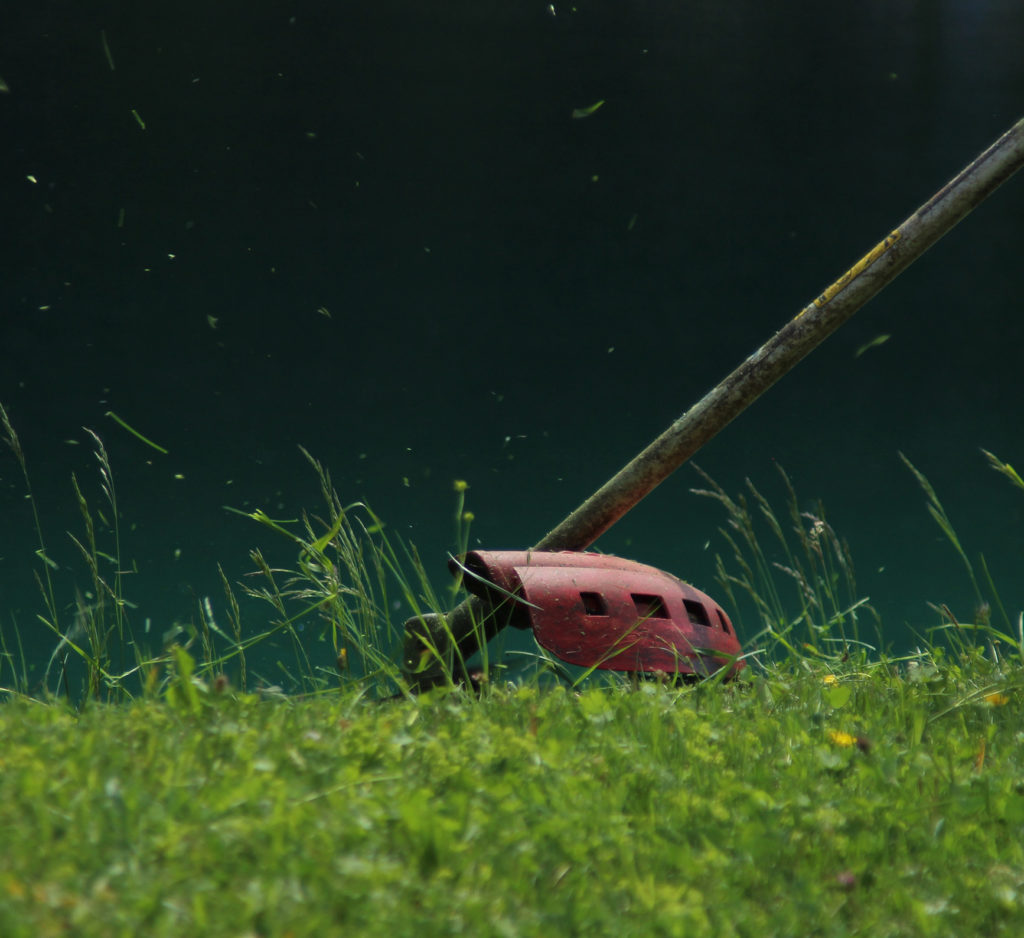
[1,403,457,704]
[691,462,879,666]
[901,451,1023,667]
[1,403,62,655]
[227,447,455,698]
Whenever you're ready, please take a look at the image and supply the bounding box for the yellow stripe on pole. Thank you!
[813,230,901,310]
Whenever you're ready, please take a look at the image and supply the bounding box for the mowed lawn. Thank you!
[2,657,1023,937]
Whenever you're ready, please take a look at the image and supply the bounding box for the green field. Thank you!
[2,405,1023,935]
[2,657,1023,937]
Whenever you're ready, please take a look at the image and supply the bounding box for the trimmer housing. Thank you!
[454,550,744,679]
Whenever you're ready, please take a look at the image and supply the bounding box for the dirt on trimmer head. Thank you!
[455,550,745,680]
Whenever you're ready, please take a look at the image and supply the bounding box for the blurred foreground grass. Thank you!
[2,657,1023,937]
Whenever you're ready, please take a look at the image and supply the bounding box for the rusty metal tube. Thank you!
[402,116,1024,690]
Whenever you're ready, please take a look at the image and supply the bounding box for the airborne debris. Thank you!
[571,99,605,119]
[105,411,169,454]
[853,333,891,358]
[100,30,116,71]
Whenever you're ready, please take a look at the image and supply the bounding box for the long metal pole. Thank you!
[402,116,1024,689]
[536,115,1024,550]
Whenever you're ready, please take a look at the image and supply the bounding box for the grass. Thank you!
[690,462,877,662]
[2,664,1023,936]
[2,401,1024,935]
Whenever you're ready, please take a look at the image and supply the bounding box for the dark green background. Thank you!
[2,1,1022,684]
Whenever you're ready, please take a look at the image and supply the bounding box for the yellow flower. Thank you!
[984,692,1010,707]
[453,479,469,492]
[823,674,839,686]
[828,730,857,748]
